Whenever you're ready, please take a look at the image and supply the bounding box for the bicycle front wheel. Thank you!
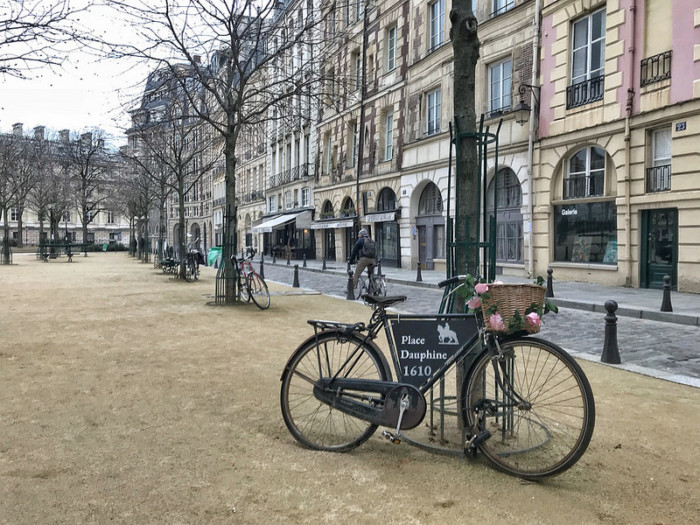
[463,337,595,480]
[247,272,270,309]
[280,332,388,452]
[374,277,387,296]
[184,259,196,282]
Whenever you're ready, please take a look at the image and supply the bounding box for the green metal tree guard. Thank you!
[215,206,239,305]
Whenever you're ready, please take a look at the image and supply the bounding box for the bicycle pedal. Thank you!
[381,430,401,444]
[464,430,491,456]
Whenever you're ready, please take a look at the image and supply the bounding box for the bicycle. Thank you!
[353,262,387,297]
[231,248,270,309]
[280,275,595,480]
[183,239,202,282]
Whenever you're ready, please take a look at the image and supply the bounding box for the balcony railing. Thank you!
[563,172,604,199]
[242,190,265,203]
[646,164,671,192]
[267,163,311,189]
[566,75,605,109]
[640,51,672,87]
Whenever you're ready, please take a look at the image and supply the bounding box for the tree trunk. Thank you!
[450,2,480,285]
[17,208,24,248]
[2,207,10,264]
[222,134,239,302]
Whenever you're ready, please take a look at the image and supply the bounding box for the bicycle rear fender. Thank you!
[280,330,393,382]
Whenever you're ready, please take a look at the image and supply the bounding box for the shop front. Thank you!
[364,210,399,268]
[252,209,314,260]
[309,218,354,262]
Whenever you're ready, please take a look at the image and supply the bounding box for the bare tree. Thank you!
[108,0,332,301]
[1,0,93,78]
[450,0,480,307]
[63,129,116,248]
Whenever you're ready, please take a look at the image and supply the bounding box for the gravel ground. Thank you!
[1,253,698,524]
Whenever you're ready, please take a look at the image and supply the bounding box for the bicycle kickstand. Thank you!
[381,393,410,445]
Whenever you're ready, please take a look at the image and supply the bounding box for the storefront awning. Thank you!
[251,210,312,233]
[309,219,354,230]
[363,211,397,223]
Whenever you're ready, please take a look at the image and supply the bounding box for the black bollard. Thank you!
[347,258,351,273]
[546,268,554,298]
[377,258,382,277]
[346,270,355,300]
[660,275,673,312]
[286,251,291,266]
[303,253,307,268]
[322,257,327,271]
[272,253,276,264]
[293,264,300,288]
[601,300,621,364]
[416,261,423,282]
[259,255,265,280]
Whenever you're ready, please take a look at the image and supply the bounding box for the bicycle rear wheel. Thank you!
[247,272,270,309]
[184,258,196,282]
[463,337,595,480]
[280,331,388,452]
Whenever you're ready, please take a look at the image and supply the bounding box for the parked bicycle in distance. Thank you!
[280,275,595,480]
[184,239,204,282]
[354,261,387,297]
[231,248,270,309]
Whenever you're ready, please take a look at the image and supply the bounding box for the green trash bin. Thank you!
[102,243,108,252]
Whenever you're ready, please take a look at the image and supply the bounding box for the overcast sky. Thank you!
[0,2,150,147]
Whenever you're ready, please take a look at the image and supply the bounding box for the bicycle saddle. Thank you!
[362,295,407,308]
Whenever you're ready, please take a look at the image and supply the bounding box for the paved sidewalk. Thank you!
[264,255,700,326]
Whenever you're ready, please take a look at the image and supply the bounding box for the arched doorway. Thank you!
[341,196,356,260]
[322,200,336,261]
[416,182,444,270]
[486,168,523,264]
[373,187,399,268]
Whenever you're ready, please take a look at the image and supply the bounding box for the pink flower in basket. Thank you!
[526,312,541,328]
[474,283,489,295]
[467,296,481,309]
[489,313,505,331]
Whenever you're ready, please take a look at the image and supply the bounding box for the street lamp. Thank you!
[514,84,540,126]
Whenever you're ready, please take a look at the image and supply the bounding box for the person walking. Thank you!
[350,229,377,289]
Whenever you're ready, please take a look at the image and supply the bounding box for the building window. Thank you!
[387,25,397,72]
[353,51,361,91]
[564,147,605,199]
[10,207,19,221]
[349,121,358,168]
[384,111,394,161]
[487,168,523,263]
[426,88,441,136]
[377,187,397,211]
[492,0,514,17]
[325,135,332,174]
[107,210,115,224]
[301,187,310,207]
[429,0,444,53]
[269,195,278,213]
[285,190,293,210]
[647,128,671,192]
[418,183,443,215]
[489,59,511,114]
[63,210,71,223]
[567,8,606,109]
[554,201,617,264]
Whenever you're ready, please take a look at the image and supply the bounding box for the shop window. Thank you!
[418,183,443,215]
[554,201,617,264]
[377,187,397,211]
[486,168,523,263]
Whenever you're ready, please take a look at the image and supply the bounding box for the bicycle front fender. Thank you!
[280,329,393,383]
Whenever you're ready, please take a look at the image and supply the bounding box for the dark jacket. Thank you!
[350,237,372,263]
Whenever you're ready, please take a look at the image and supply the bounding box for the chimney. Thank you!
[193,55,201,64]
[80,132,92,145]
[12,123,23,136]
[33,126,45,140]
[59,129,70,142]
[97,138,105,149]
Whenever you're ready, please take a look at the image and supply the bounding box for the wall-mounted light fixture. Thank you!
[514,84,540,126]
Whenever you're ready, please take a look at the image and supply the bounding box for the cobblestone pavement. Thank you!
[262,263,700,384]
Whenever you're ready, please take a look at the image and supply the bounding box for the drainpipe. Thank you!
[527,0,541,278]
[624,1,637,286]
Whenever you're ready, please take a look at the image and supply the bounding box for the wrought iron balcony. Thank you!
[566,75,605,109]
[267,163,311,189]
[640,51,672,87]
[563,172,604,199]
[646,164,671,192]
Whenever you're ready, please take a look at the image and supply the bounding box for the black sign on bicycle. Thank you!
[390,315,479,387]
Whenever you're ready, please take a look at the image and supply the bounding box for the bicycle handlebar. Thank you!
[438,275,466,288]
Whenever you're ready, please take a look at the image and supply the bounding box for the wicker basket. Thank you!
[480,283,546,334]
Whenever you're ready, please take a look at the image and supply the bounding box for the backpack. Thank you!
[361,237,377,258]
